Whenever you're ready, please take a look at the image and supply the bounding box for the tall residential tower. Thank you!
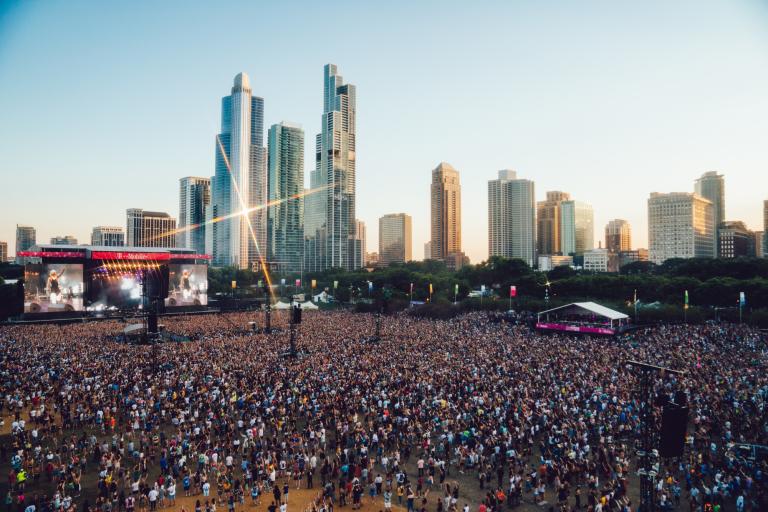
[305,64,357,271]
[430,162,462,263]
[210,72,266,269]
[267,122,305,273]
[487,170,536,267]
[605,219,631,252]
[178,177,211,253]
[536,191,570,256]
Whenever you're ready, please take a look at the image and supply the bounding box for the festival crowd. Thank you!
[0,310,766,512]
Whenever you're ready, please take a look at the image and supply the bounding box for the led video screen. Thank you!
[165,264,208,307]
[24,263,85,313]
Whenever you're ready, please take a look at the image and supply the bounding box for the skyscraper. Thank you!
[0,241,8,262]
[487,170,536,266]
[353,220,366,269]
[126,209,176,248]
[605,219,631,252]
[430,162,462,262]
[91,226,125,246]
[50,235,78,245]
[695,171,724,255]
[15,225,36,255]
[267,122,304,273]
[764,200,768,256]
[210,72,266,269]
[718,221,754,258]
[178,177,211,254]
[536,191,570,256]
[648,192,715,264]
[305,64,357,271]
[560,201,594,256]
[379,213,413,266]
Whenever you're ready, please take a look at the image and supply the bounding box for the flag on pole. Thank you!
[481,284,486,294]
[280,278,286,285]
[410,282,414,294]
[739,291,746,307]
[429,283,433,295]
[231,280,237,289]
[295,279,301,288]
[454,283,459,295]
[368,281,373,292]
[333,280,338,289]
[633,289,637,304]
[684,290,689,309]
[509,285,517,297]
[311,279,317,289]
[257,279,263,287]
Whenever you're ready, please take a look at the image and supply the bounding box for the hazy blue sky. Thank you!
[1,0,767,262]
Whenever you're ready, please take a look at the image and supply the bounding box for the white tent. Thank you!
[300,301,319,310]
[313,291,331,303]
[537,301,628,328]
[273,301,291,310]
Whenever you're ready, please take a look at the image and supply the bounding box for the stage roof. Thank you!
[538,301,628,321]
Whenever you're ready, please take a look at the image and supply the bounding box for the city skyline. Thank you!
[2,1,768,262]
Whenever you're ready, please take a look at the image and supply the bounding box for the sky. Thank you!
[1,0,767,263]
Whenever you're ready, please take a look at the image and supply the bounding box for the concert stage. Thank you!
[536,301,629,335]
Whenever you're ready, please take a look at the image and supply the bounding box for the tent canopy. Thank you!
[538,301,628,321]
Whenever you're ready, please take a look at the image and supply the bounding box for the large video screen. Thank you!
[24,263,85,313]
[165,264,208,307]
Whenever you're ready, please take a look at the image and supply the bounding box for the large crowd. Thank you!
[0,310,766,512]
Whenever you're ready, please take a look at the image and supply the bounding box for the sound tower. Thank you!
[659,404,688,458]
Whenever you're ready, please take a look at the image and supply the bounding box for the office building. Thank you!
[488,170,536,266]
[305,64,357,271]
[430,162,462,262]
[379,213,413,266]
[583,248,610,272]
[352,220,366,269]
[50,235,78,245]
[424,241,432,260]
[619,249,649,269]
[538,255,573,271]
[718,221,754,259]
[15,225,36,255]
[0,241,7,262]
[366,252,379,267]
[695,171,725,254]
[755,231,764,258]
[178,177,211,254]
[605,219,631,253]
[126,209,176,248]
[648,192,714,264]
[267,122,305,272]
[764,200,768,256]
[536,191,570,256]
[210,72,266,269]
[560,201,594,256]
[91,226,124,246]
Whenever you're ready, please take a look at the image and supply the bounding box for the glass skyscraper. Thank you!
[211,72,266,269]
[560,200,594,256]
[178,177,211,254]
[267,122,304,273]
[487,170,536,267]
[305,64,357,271]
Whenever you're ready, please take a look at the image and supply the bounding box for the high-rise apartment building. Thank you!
[91,226,125,246]
[536,191,570,256]
[379,213,412,266]
[126,209,176,248]
[560,201,594,256]
[755,231,765,258]
[764,200,768,256]
[648,192,714,264]
[352,220,366,269]
[718,221,754,259]
[605,219,631,253]
[50,235,78,245]
[430,162,462,262]
[267,122,305,273]
[0,241,7,262]
[695,171,724,255]
[487,170,536,267]
[15,225,36,255]
[305,64,357,271]
[210,72,266,269]
[178,177,211,254]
